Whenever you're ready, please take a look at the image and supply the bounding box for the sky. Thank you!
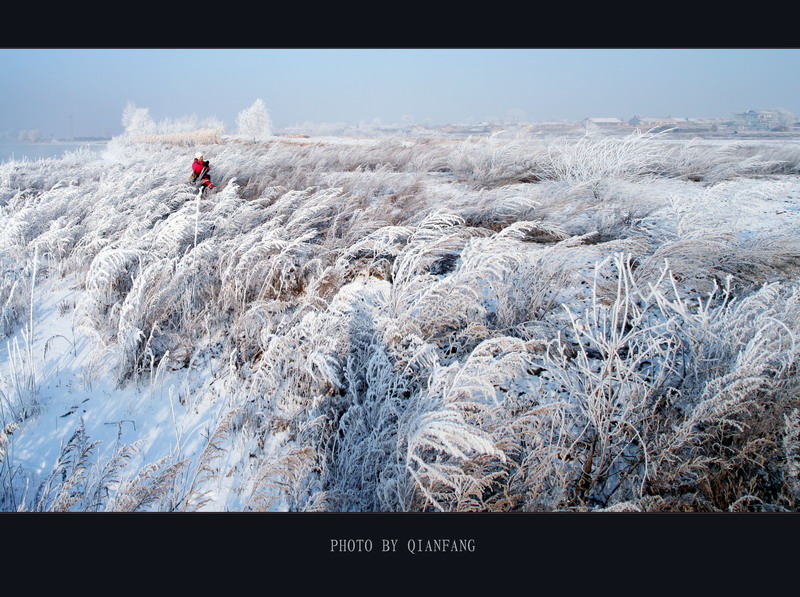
[1,48,799,139]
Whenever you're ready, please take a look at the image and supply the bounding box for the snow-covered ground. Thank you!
[2,131,800,512]
[1,269,249,510]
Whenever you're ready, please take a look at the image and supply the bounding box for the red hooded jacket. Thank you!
[192,158,210,177]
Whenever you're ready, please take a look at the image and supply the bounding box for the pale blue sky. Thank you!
[1,48,799,138]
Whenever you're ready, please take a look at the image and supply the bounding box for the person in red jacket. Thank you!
[190,152,214,193]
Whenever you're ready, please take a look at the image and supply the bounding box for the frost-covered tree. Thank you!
[236,99,272,141]
[773,108,797,130]
[17,130,42,143]
[121,102,156,137]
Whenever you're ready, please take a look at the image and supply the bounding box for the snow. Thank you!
[1,271,244,510]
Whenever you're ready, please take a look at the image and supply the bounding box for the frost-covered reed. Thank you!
[2,129,800,511]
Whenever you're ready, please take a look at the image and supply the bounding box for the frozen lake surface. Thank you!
[0,140,107,162]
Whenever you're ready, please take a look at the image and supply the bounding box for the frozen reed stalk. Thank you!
[194,188,202,249]
[27,245,38,390]
[543,130,665,183]
[784,409,800,504]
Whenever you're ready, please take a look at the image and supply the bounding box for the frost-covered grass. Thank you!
[2,130,800,511]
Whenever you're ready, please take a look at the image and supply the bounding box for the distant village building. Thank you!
[582,117,624,128]
[734,109,796,130]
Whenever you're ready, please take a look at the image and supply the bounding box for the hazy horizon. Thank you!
[2,48,799,139]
